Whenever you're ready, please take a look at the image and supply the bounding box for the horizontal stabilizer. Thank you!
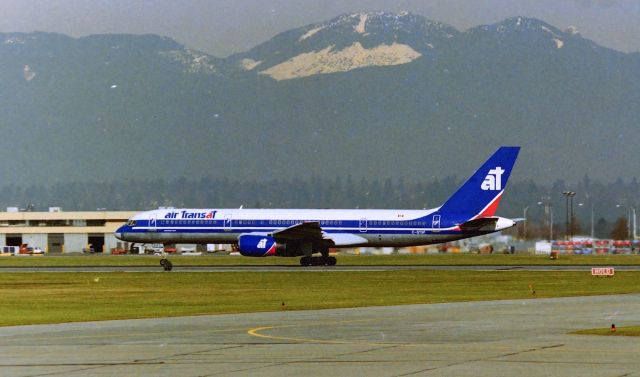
[459,217,499,231]
[460,216,516,232]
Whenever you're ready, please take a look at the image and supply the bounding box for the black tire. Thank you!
[160,259,167,267]
[166,261,173,271]
[300,256,310,266]
[329,256,337,266]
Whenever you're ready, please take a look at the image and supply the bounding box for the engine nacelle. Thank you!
[237,234,283,257]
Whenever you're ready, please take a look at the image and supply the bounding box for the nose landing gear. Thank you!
[160,256,173,271]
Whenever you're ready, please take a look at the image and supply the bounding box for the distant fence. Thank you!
[542,240,640,255]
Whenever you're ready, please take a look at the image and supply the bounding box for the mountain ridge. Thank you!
[1,12,639,185]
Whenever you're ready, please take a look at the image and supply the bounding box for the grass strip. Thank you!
[2,254,640,267]
[2,270,640,327]
[573,326,640,336]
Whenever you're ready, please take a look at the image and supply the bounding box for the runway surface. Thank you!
[3,264,640,272]
[1,294,639,376]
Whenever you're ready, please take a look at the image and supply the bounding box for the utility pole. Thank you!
[538,197,554,241]
[523,206,529,240]
[562,191,575,241]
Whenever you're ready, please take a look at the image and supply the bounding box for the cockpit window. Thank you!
[127,220,137,226]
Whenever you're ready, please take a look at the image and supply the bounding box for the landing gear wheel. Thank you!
[160,258,172,271]
[300,256,337,266]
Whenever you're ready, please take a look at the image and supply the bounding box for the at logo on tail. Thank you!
[481,167,505,191]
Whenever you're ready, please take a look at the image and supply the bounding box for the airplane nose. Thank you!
[114,225,126,240]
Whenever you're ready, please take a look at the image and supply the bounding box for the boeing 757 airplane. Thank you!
[115,146,520,266]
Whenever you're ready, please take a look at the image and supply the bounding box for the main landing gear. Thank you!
[160,256,173,271]
[299,256,337,266]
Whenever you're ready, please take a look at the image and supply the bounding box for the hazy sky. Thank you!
[1,0,639,57]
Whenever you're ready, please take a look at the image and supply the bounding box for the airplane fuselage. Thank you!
[116,207,514,247]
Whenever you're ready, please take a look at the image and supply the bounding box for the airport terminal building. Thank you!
[0,208,137,253]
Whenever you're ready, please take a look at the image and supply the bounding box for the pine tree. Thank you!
[610,217,629,240]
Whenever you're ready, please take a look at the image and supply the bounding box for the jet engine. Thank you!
[237,234,284,257]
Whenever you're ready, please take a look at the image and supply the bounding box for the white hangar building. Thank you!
[0,208,137,253]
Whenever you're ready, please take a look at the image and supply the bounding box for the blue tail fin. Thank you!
[438,146,520,222]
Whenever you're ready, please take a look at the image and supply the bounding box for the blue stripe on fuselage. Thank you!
[117,221,462,236]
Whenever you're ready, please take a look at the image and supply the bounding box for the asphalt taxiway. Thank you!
[1,294,639,376]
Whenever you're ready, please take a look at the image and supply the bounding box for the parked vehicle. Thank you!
[19,244,41,255]
[2,246,20,254]
[145,243,165,254]
[2,244,46,255]
[180,246,196,253]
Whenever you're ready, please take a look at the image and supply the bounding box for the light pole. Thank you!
[633,207,637,254]
[591,204,594,240]
[579,203,594,239]
[538,197,554,241]
[550,203,554,240]
[616,204,637,241]
[578,203,595,240]
[562,191,576,241]
[631,207,637,240]
[628,207,637,240]
[523,206,529,240]
[627,207,632,241]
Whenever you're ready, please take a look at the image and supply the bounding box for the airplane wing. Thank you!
[271,222,368,247]
[271,222,327,242]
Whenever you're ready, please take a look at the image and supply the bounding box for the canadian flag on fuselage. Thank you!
[436,147,520,224]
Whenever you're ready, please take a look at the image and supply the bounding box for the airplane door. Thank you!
[149,214,157,232]
[224,214,232,232]
[432,215,441,233]
[359,218,367,233]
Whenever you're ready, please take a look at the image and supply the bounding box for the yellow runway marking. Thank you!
[247,319,640,355]
[248,325,360,345]
[247,317,421,347]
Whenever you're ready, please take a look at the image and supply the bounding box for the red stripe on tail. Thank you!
[474,192,503,219]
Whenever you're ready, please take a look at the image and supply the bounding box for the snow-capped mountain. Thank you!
[225,13,612,81]
[460,16,600,53]
[229,11,459,80]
